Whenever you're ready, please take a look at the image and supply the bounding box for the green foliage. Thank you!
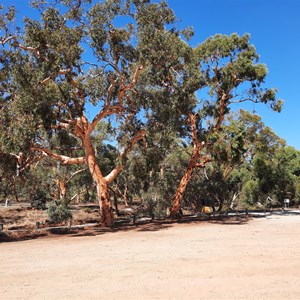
[0,0,294,220]
[240,145,300,208]
[0,152,16,179]
[242,179,260,207]
[0,152,17,199]
[194,33,283,132]
[47,201,72,223]
[30,188,48,210]
[295,181,300,205]
[141,184,170,219]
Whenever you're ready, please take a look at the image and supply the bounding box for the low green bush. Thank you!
[47,201,72,223]
[30,189,48,210]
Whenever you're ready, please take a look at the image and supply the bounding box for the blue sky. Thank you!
[167,0,300,149]
[4,0,300,150]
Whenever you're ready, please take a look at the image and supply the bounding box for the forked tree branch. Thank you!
[39,68,72,85]
[214,93,229,131]
[194,155,212,168]
[0,35,51,62]
[87,105,122,137]
[105,130,146,183]
[117,64,144,109]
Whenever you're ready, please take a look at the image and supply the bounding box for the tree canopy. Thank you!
[0,0,298,227]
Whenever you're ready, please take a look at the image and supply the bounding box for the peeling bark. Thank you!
[169,113,212,217]
[83,136,113,227]
[169,90,229,218]
[169,146,200,218]
[31,147,85,165]
[26,61,145,227]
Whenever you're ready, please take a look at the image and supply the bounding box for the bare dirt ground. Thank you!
[1,212,300,300]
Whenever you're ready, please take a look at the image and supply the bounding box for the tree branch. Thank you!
[18,43,50,62]
[105,130,146,183]
[66,168,87,184]
[106,76,118,106]
[123,65,144,91]
[188,113,199,147]
[70,189,86,202]
[31,147,85,165]
[118,64,144,108]
[51,121,72,131]
[214,93,229,131]
[0,36,15,46]
[230,97,259,104]
[38,68,72,85]
[87,105,122,137]
[223,164,234,179]
[68,77,86,111]
[194,155,212,168]
[1,35,52,62]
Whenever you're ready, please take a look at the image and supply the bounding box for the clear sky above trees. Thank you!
[5,0,300,150]
[167,0,300,150]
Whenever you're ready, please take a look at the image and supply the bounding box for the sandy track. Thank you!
[1,213,300,300]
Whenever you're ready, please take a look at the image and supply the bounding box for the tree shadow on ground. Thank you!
[3,209,300,242]
[69,220,173,238]
[1,214,251,242]
[209,215,249,225]
[0,231,48,243]
[137,222,172,232]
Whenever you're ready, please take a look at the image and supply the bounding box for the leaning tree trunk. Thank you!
[169,115,214,218]
[169,148,200,218]
[84,136,113,227]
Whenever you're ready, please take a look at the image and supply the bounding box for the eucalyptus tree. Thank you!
[243,145,300,207]
[169,33,283,217]
[184,110,284,212]
[232,109,286,207]
[110,127,183,215]
[0,0,194,226]
[218,110,288,208]
[237,109,286,158]
[197,117,248,211]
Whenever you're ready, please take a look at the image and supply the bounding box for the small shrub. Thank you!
[142,186,170,219]
[30,189,47,210]
[47,201,72,223]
